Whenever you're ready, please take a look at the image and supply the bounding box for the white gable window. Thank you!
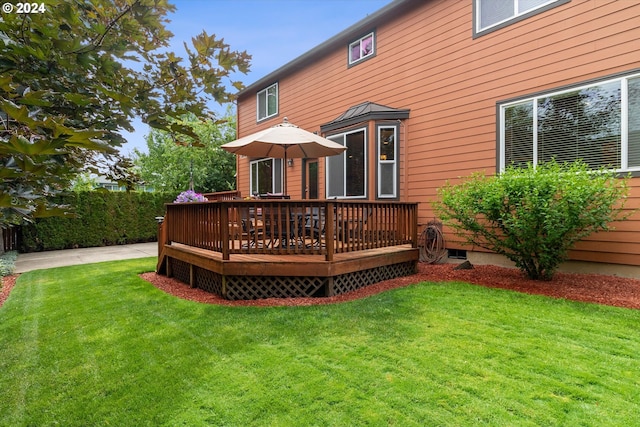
[348,32,375,66]
[257,83,278,121]
[475,0,568,35]
[499,72,640,173]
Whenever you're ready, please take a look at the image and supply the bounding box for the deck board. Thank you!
[162,242,417,277]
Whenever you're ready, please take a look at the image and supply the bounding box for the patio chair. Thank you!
[240,206,261,248]
[262,204,295,248]
[304,207,325,248]
[336,207,373,242]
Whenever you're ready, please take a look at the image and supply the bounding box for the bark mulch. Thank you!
[140,263,640,309]
[2,263,639,309]
[0,275,18,308]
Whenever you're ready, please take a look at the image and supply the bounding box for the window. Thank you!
[475,0,568,35]
[348,32,375,65]
[257,83,278,121]
[377,125,398,198]
[448,249,467,260]
[250,158,282,195]
[326,128,367,198]
[499,73,640,172]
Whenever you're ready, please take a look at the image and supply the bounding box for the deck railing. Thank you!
[160,200,418,261]
[202,190,242,201]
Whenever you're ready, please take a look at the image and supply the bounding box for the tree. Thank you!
[134,111,237,193]
[433,160,630,280]
[0,0,250,227]
[69,173,99,192]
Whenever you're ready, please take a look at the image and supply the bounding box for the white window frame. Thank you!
[475,0,565,35]
[256,83,278,122]
[250,158,283,195]
[498,72,640,173]
[326,127,368,198]
[348,32,375,66]
[377,125,398,198]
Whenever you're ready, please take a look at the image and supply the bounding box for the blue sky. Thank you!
[120,0,393,155]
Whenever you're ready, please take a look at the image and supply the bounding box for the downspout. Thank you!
[400,118,408,202]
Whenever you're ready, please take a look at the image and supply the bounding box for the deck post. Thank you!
[221,275,227,299]
[326,276,335,297]
[221,203,230,260]
[411,205,418,248]
[156,215,168,273]
[156,217,166,256]
[325,202,334,262]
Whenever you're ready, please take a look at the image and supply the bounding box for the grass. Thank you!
[1,258,639,426]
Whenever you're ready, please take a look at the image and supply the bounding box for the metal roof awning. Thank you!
[320,101,410,133]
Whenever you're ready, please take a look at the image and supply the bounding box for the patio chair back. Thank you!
[262,204,293,246]
[336,206,373,242]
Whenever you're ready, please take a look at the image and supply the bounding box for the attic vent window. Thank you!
[348,31,375,65]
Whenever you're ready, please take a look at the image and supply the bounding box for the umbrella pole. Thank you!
[283,150,288,195]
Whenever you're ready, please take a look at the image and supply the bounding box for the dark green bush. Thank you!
[434,160,630,280]
[20,191,176,252]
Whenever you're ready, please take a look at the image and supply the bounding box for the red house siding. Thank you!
[236,0,640,267]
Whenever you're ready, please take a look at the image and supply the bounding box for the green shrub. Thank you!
[434,160,630,280]
[0,251,17,277]
[20,191,176,252]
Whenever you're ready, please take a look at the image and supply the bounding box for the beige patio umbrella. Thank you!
[221,117,346,194]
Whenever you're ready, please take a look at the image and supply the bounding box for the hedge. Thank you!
[20,191,176,252]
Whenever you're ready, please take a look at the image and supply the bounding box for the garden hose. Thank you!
[419,220,447,264]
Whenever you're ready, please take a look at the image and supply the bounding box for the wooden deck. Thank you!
[156,199,419,300]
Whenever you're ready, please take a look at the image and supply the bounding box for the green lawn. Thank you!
[1,258,639,426]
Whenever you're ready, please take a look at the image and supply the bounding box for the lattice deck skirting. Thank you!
[330,261,416,296]
[167,257,417,301]
[224,275,327,300]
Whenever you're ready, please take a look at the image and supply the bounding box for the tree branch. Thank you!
[72,0,140,55]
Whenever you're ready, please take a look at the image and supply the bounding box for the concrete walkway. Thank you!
[14,242,158,273]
